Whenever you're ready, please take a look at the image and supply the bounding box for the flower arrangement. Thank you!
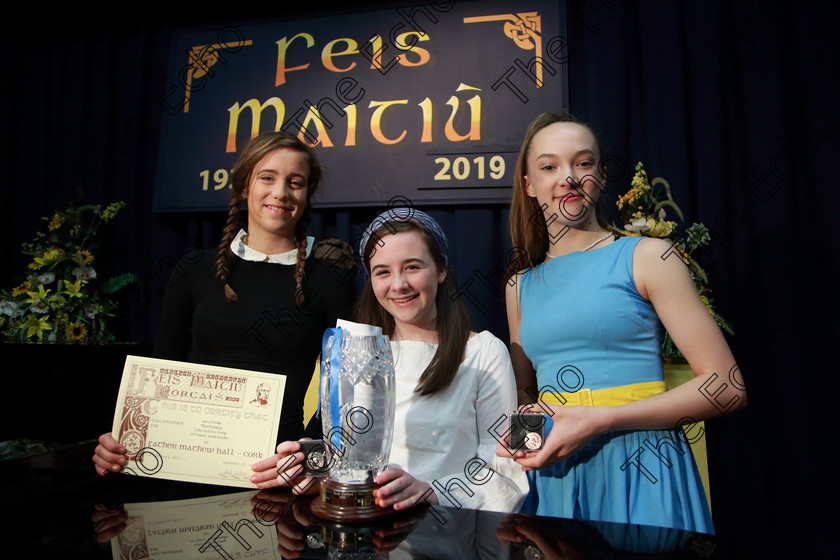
[614,162,734,358]
[0,202,139,344]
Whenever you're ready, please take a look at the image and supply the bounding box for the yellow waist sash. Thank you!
[539,380,667,407]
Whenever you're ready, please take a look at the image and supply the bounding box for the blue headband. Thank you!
[359,208,449,272]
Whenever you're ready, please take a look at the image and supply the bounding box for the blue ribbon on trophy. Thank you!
[319,326,344,451]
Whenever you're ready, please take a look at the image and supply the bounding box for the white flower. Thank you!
[72,266,98,282]
[36,272,55,284]
[0,299,20,317]
[624,217,652,232]
[85,304,99,318]
[28,300,50,314]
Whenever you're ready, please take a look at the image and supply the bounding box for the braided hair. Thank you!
[215,132,323,304]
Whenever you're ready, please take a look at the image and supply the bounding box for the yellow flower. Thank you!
[12,283,30,297]
[32,247,65,269]
[618,162,654,212]
[101,201,126,222]
[25,284,51,304]
[47,213,64,231]
[616,189,639,210]
[63,279,83,299]
[22,315,52,340]
[630,164,650,192]
[66,321,88,342]
[648,219,677,238]
[73,250,94,265]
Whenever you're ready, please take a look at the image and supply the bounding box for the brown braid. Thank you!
[217,189,246,303]
[215,131,324,305]
[294,236,308,306]
[293,201,313,307]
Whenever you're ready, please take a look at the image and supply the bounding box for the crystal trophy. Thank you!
[311,320,396,521]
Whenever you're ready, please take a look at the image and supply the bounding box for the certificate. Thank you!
[111,356,286,487]
[110,491,284,560]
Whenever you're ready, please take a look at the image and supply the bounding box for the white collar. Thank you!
[230,230,314,265]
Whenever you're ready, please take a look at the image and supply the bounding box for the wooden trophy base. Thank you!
[310,479,395,522]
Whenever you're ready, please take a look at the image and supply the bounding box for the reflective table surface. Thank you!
[2,441,726,559]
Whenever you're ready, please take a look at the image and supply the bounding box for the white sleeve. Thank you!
[432,333,529,513]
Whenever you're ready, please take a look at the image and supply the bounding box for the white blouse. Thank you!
[388,330,528,513]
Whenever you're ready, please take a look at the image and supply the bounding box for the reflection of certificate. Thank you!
[111,356,285,487]
[111,491,283,560]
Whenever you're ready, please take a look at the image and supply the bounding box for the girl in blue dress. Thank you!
[499,113,746,534]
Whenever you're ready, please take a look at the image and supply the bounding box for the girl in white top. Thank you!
[251,208,527,514]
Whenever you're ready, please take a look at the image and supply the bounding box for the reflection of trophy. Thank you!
[299,495,427,559]
[311,321,396,522]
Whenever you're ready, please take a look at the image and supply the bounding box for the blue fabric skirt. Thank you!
[521,426,713,535]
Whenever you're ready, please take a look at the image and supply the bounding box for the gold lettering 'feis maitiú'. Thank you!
[275,31,432,86]
[225,84,483,152]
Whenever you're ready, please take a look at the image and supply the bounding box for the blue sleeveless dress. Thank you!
[518,235,713,534]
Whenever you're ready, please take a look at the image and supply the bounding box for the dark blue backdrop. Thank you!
[2,1,837,557]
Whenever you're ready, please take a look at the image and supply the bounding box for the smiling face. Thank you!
[524,122,605,231]
[368,229,446,341]
[244,147,310,253]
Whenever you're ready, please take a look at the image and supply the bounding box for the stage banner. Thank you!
[152,0,568,212]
